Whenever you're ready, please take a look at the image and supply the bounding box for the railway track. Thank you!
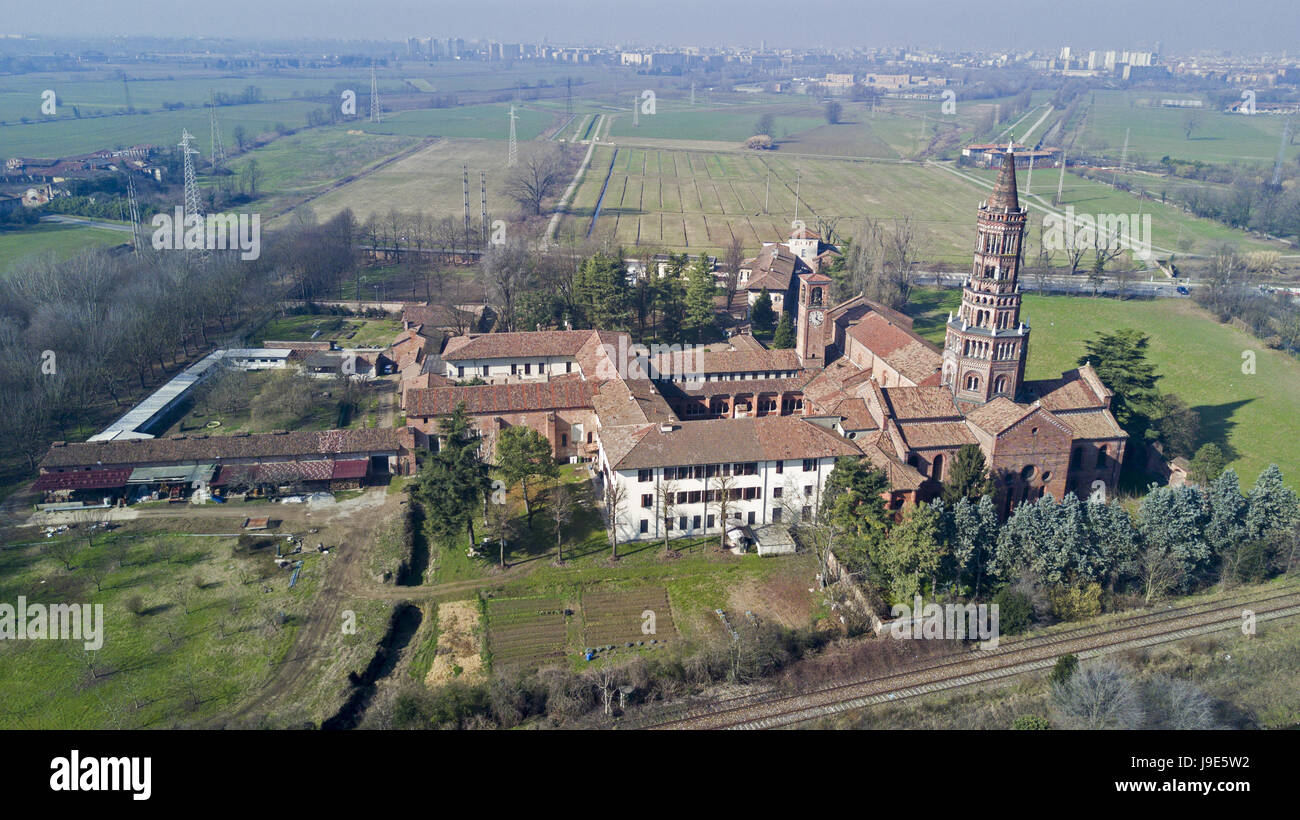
[636,585,1300,730]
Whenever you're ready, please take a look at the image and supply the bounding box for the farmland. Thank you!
[0,222,128,273]
[905,288,1300,491]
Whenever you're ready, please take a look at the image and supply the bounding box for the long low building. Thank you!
[37,428,416,502]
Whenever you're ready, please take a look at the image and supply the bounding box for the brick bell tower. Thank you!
[796,270,832,366]
[943,145,1030,406]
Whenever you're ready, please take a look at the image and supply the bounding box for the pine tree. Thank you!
[1246,464,1299,540]
[881,502,946,600]
[942,443,994,504]
[1077,328,1160,437]
[683,256,717,342]
[950,495,999,597]
[496,426,558,528]
[771,311,795,348]
[417,402,491,549]
[750,288,775,331]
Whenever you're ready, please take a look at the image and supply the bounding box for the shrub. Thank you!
[992,587,1033,634]
[1011,715,1050,730]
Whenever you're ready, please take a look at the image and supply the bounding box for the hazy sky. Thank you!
[9,0,1299,53]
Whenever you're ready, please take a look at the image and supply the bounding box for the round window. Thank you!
[1020,464,1036,481]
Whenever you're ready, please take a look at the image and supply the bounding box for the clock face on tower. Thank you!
[809,310,824,327]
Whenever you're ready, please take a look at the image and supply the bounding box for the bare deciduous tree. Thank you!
[503,148,565,216]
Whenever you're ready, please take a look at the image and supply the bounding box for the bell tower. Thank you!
[796,271,832,366]
[943,146,1030,405]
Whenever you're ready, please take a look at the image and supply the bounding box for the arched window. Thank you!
[964,373,981,391]
[932,454,944,480]
[994,375,1008,394]
[1097,445,1108,468]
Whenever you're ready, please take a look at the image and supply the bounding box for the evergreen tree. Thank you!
[1188,442,1228,486]
[574,252,630,330]
[1246,464,1300,540]
[1136,484,1212,588]
[771,311,795,348]
[1077,328,1160,440]
[683,256,717,342]
[750,288,776,331]
[820,458,892,572]
[417,403,491,549]
[656,253,688,342]
[942,443,994,504]
[495,426,559,528]
[949,495,999,597]
[1205,469,1249,558]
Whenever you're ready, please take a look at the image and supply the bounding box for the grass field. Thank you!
[1075,89,1300,167]
[0,530,313,729]
[0,222,128,273]
[304,137,558,225]
[906,288,1300,490]
[251,313,402,348]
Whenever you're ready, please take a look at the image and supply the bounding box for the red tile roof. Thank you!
[406,381,598,417]
[33,468,132,492]
[441,329,598,361]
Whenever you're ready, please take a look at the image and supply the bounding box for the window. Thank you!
[641,494,653,508]
[729,488,743,501]
[743,486,758,500]
[707,514,716,528]
[773,487,783,498]
[523,363,531,375]
[678,516,688,531]
[566,362,572,373]
[677,491,687,505]
[771,507,782,522]
[638,469,653,483]
[481,365,488,376]
[775,460,783,474]
[666,518,674,531]
[510,363,518,375]
[561,434,568,447]
[802,459,816,472]
[801,505,812,522]
[457,366,465,377]
[586,432,593,444]
[688,491,702,504]
[748,511,756,525]
[1097,446,1108,468]
[804,485,814,497]
[640,519,649,534]
[693,515,701,530]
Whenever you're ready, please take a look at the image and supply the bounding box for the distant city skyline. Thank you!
[6,0,1298,54]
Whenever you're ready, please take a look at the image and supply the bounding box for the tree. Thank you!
[754,113,775,137]
[417,403,491,550]
[1188,442,1228,486]
[574,252,630,331]
[495,426,558,528]
[771,311,795,348]
[683,256,717,342]
[1049,654,1079,688]
[942,444,994,504]
[1077,328,1160,440]
[709,473,738,551]
[549,482,574,562]
[1050,660,1144,729]
[824,100,843,124]
[503,148,565,216]
[750,288,775,332]
[1246,464,1299,541]
[603,475,627,560]
[1182,113,1200,140]
[949,495,999,597]
[721,236,744,314]
[485,499,519,569]
[880,503,946,600]
[233,125,248,151]
[655,479,679,553]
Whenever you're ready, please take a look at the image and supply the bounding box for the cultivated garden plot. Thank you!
[580,586,677,650]
[485,596,570,670]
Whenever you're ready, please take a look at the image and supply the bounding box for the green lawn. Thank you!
[0,223,128,274]
[0,530,310,729]
[906,288,1300,490]
[252,314,401,348]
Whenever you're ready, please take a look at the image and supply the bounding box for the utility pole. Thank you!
[480,170,488,248]
[125,171,142,253]
[764,170,770,214]
[178,129,202,220]
[1055,150,1067,206]
[463,166,471,254]
[208,89,225,171]
[369,65,382,123]
[507,106,518,168]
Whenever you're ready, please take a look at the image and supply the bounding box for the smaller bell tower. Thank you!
[796,271,832,366]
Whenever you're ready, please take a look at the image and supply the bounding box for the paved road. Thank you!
[39,214,132,233]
